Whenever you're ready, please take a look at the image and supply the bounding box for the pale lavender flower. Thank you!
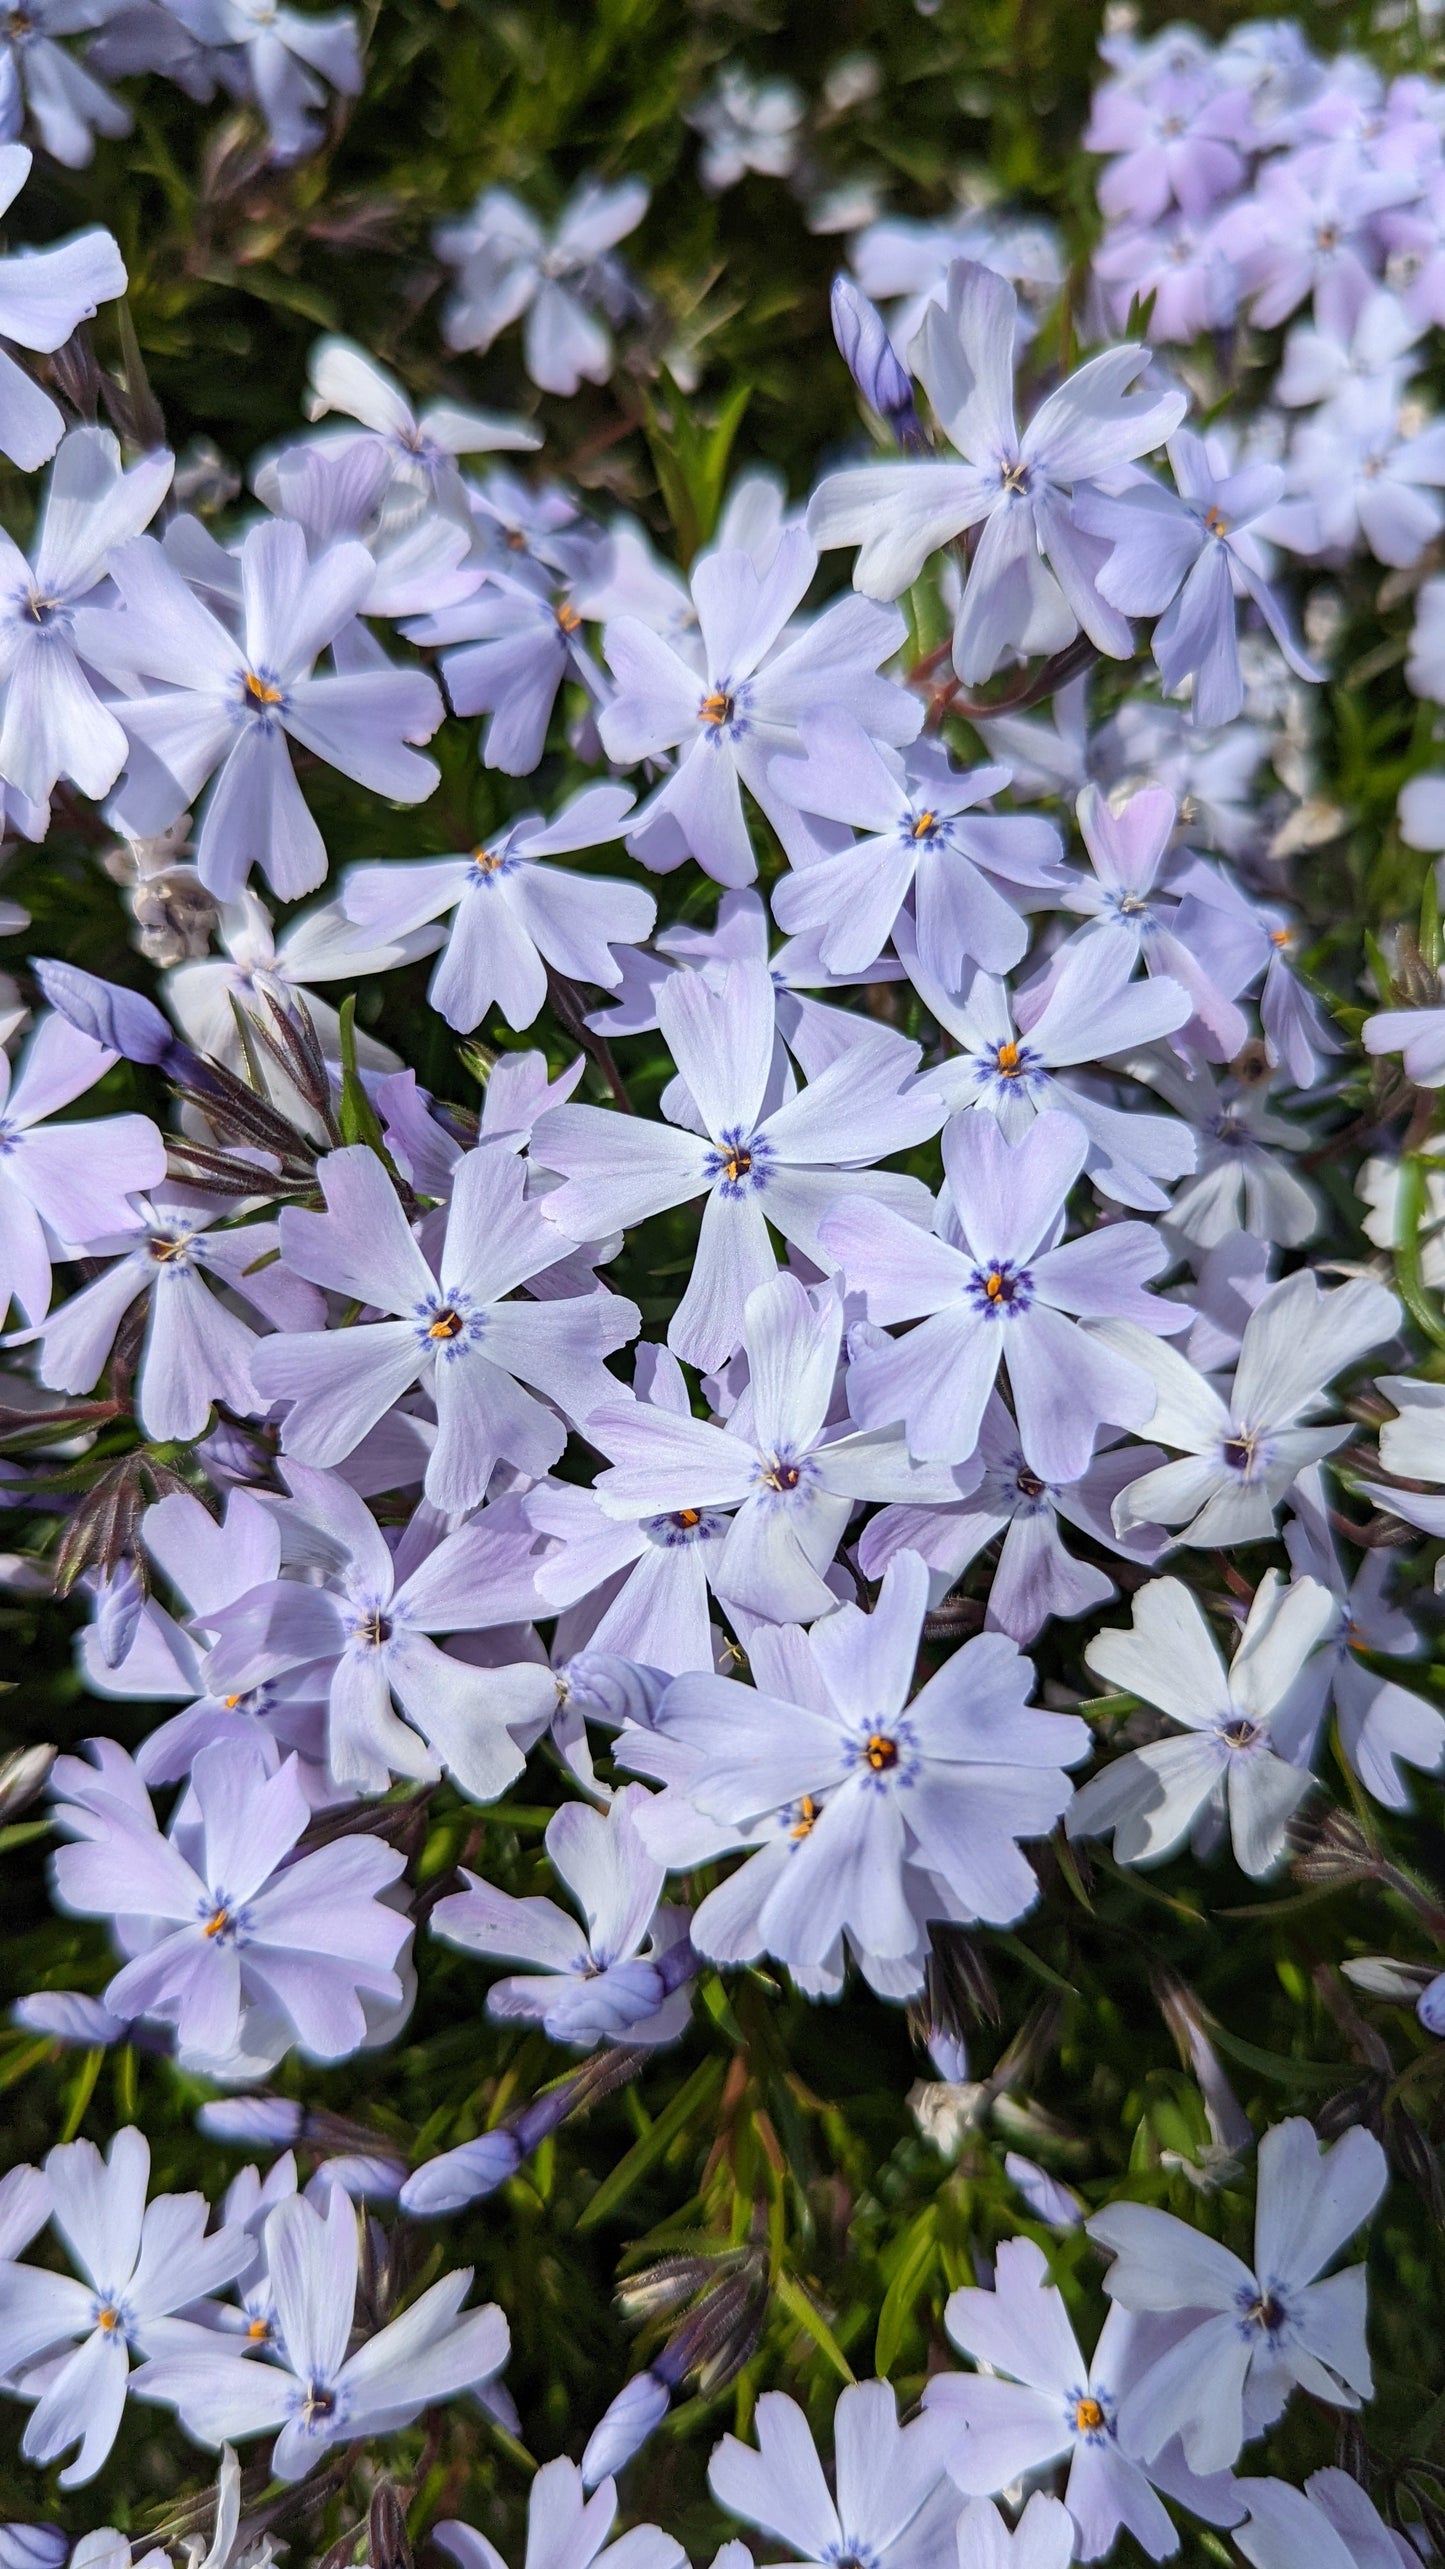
[51,1733,411,2074]
[808,259,1186,685]
[1066,1570,1335,1876]
[0,146,127,466]
[536,956,941,1371]
[1213,145,1415,336]
[822,1109,1185,1482]
[1085,69,1252,223]
[908,928,1195,1212]
[849,209,1063,365]
[1057,784,1251,1060]
[1082,429,1317,727]
[304,336,538,520]
[435,179,650,396]
[644,1548,1088,1987]
[689,66,802,191]
[0,5,129,168]
[0,1010,164,1326]
[1123,1056,1320,1249]
[402,568,607,779]
[924,2236,1244,2561]
[437,2456,684,2569]
[0,426,171,806]
[859,1395,1169,1649]
[78,1486,330,1788]
[768,715,1065,983]
[598,524,919,887]
[1270,384,1445,569]
[581,1277,957,1632]
[1363,996,1445,1085]
[340,783,651,1033]
[162,0,360,162]
[1088,2116,1387,2472]
[1274,288,1421,409]
[956,2498,1077,2569]
[1238,2470,1419,2569]
[1281,1469,1445,1810]
[1093,215,1239,345]
[251,1143,639,1513]
[33,1193,323,1443]
[74,517,444,901]
[200,1464,552,1799]
[133,2181,507,2478]
[429,1784,695,2049]
[709,2380,961,2569]
[0,2126,248,2485]
[1100,1268,1401,1545]
[527,1344,737,1676]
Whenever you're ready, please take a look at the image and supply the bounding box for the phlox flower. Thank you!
[1066,1570,1335,1875]
[77,1486,330,1788]
[402,567,608,778]
[581,1275,958,1632]
[1123,1057,1320,1249]
[250,1142,640,1515]
[33,1191,325,1444]
[1363,995,1445,1085]
[435,179,650,396]
[0,1008,164,1325]
[0,426,172,808]
[1087,2115,1388,2472]
[1057,784,1251,1060]
[908,925,1196,1212]
[1281,1470,1445,1808]
[0,7,128,167]
[1092,214,1238,345]
[535,955,942,1371]
[50,1733,411,2074]
[641,1548,1088,1990]
[0,2126,248,2485]
[689,66,803,191]
[709,2379,961,2569]
[304,335,538,523]
[162,0,361,163]
[859,1396,1169,1649]
[1085,69,1253,223]
[199,1463,555,1799]
[340,782,651,1034]
[133,2181,508,2478]
[823,1108,1185,1482]
[0,146,127,468]
[1270,384,1445,569]
[768,712,1066,983]
[1099,1267,1400,1545]
[1213,144,1415,336]
[74,517,444,902]
[1082,428,1316,728]
[429,1784,695,2049]
[598,523,920,887]
[436,2456,684,2569]
[808,258,1186,684]
[1238,2470,1418,2569]
[924,2236,1244,2561]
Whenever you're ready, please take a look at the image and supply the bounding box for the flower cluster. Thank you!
[0,7,1443,2568]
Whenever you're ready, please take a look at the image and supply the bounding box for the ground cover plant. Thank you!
[1,5,1445,2569]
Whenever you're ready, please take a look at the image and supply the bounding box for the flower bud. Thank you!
[580,2369,669,2488]
[830,276,925,447]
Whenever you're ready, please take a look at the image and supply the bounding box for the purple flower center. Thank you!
[697,677,751,738]
[239,665,289,725]
[1237,2281,1290,2341]
[705,1127,774,1197]
[1220,1427,1273,1481]
[752,1448,815,1499]
[850,1713,918,1791]
[967,1258,1033,1318]
[197,1886,249,1945]
[647,1507,726,1548]
[413,1289,486,1356]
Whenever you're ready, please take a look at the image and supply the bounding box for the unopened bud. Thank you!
[831,275,926,448]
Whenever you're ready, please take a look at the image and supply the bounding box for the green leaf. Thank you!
[875,2204,939,2377]
[644,376,752,566]
[576,2057,724,2230]
[773,2270,856,2384]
